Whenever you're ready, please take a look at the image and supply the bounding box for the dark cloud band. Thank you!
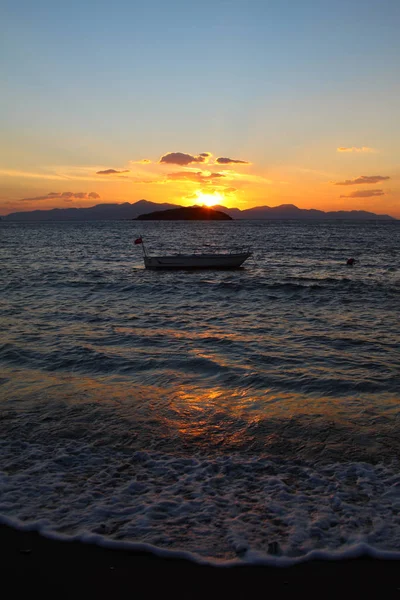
[340,190,385,198]
[215,157,249,165]
[334,175,390,186]
[160,152,210,166]
[19,192,100,202]
[96,169,130,175]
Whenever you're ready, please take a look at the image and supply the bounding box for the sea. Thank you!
[1,219,399,565]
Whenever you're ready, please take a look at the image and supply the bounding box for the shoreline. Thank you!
[1,524,399,596]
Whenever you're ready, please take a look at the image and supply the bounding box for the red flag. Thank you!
[134,237,143,245]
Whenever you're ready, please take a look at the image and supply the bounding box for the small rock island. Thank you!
[135,206,232,220]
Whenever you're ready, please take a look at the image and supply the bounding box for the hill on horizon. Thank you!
[2,200,396,221]
[136,206,232,220]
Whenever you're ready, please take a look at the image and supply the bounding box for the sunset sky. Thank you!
[1,0,399,217]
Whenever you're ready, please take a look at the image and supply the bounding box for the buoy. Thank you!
[346,258,356,265]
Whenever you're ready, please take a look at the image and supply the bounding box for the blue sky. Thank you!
[1,0,399,215]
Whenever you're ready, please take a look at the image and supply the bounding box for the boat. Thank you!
[134,237,252,269]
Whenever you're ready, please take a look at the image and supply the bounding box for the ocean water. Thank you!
[1,219,399,565]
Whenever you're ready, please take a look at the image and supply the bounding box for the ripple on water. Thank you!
[0,220,399,560]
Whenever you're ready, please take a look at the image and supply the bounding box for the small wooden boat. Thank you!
[134,237,252,269]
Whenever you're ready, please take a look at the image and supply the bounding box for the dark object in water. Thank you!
[135,236,252,269]
[347,258,356,266]
[268,541,281,555]
[136,206,232,220]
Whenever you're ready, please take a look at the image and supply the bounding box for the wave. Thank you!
[1,438,399,563]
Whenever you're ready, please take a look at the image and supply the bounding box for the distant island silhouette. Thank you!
[2,200,396,221]
[135,206,232,220]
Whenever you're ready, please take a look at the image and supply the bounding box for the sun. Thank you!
[194,191,223,207]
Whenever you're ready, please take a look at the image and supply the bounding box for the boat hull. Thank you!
[144,252,251,269]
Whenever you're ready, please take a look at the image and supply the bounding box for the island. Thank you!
[135,206,232,220]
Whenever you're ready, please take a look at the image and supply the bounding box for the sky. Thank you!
[1,0,399,217]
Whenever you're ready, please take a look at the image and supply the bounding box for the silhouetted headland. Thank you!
[135,206,232,220]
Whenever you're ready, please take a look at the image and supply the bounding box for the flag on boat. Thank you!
[134,237,143,245]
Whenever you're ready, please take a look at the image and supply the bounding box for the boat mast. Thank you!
[140,234,147,257]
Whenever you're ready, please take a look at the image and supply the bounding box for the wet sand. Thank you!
[0,524,399,597]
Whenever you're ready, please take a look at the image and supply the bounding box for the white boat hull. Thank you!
[144,252,251,269]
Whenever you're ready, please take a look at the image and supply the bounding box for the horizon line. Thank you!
[1,199,397,220]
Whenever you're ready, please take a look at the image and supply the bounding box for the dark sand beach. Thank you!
[1,524,399,597]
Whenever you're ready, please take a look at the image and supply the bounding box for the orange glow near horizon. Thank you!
[0,158,398,218]
[193,191,224,207]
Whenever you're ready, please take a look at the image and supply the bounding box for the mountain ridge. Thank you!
[2,200,396,221]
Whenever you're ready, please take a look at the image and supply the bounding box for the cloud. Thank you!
[339,189,385,198]
[19,191,100,202]
[333,175,390,185]
[215,157,250,164]
[337,147,374,153]
[129,159,152,164]
[159,152,210,166]
[96,169,130,175]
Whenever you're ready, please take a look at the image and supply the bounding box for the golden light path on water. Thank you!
[3,366,399,463]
